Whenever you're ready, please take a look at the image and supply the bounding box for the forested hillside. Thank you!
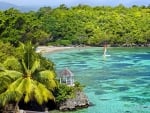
[0,4,150,46]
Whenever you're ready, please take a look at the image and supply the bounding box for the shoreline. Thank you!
[36,46,150,54]
[36,45,92,53]
[36,46,75,53]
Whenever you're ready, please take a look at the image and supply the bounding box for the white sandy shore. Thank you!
[36,46,74,53]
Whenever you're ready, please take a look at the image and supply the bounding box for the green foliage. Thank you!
[56,40,71,46]
[0,8,50,46]
[38,5,150,46]
[38,56,55,71]
[0,41,16,63]
[0,5,150,46]
[55,84,75,103]
[55,81,84,103]
[74,81,84,91]
[0,42,58,107]
[3,57,22,71]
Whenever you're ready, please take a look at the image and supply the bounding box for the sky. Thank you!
[0,0,150,7]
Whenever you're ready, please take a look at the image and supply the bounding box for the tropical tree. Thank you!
[0,41,16,63]
[0,42,57,108]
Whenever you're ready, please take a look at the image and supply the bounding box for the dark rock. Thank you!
[58,91,89,111]
[88,102,95,107]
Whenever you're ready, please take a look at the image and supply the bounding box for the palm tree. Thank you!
[0,42,57,108]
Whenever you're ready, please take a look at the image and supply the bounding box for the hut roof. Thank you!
[60,68,74,77]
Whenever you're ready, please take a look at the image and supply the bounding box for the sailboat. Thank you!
[103,44,110,57]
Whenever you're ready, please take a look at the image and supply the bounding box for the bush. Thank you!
[55,84,75,103]
[0,41,16,63]
[55,82,84,103]
[57,40,71,46]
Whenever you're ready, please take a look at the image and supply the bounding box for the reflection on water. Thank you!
[44,47,150,113]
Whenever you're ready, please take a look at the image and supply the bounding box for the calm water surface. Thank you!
[44,47,150,113]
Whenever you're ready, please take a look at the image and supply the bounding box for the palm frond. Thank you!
[16,77,33,95]
[46,80,57,91]
[0,91,22,106]
[6,77,33,103]
[35,70,56,80]
[30,59,40,74]
[23,42,36,70]
[21,59,28,74]
[33,81,55,105]
[24,93,31,103]
[0,71,23,93]
[8,78,23,92]
[33,70,57,90]
[24,77,33,94]
[18,77,33,103]
[15,79,26,94]
[0,76,12,93]
[3,57,21,71]
[1,70,23,80]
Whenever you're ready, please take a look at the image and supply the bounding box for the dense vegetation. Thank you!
[0,42,57,110]
[55,81,84,103]
[0,4,150,46]
[0,42,84,111]
[0,4,149,111]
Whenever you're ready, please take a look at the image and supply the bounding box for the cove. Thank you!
[44,47,150,113]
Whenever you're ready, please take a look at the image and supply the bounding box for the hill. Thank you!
[0,1,39,12]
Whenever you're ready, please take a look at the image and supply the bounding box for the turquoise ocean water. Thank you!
[44,47,150,113]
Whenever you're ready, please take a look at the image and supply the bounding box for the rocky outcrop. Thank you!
[1,103,20,113]
[58,91,89,111]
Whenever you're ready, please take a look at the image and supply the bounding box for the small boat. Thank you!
[103,44,110,57]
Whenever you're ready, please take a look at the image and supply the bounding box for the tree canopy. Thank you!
[0,5,150,46]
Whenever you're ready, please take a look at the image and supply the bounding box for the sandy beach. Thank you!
[36,46,74,53]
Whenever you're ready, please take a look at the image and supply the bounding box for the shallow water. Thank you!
[44,47,150,113]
